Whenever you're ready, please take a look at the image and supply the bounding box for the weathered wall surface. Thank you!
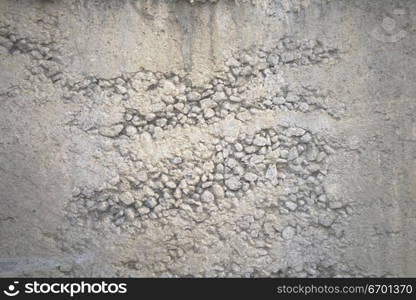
[0,0,415,277]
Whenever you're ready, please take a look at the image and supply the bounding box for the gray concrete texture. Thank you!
[0,0,415,277]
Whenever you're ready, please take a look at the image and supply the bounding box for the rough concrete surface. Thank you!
[0,0,415,277]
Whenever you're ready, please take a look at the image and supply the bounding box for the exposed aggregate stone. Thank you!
[66,125,343,234]
[0,22,63,84]
[62,36,342,136]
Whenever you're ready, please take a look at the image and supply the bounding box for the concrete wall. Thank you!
[0,0,415,277]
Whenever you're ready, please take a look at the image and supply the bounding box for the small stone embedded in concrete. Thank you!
[119,192,135,206]
[288,147,299,161]
[96,201,109,212]
[145,197,158,209]
[243,172,258,182]
[99,124,124,137]
[187,91,201,102]
[201,190,215,202]
[125,208,136,221]
[165,181,177,189]
[115,85,128,94]
[265,164,278,184]
[211,184,224,199]
[329,201,343,209]
[319,214,335,227]
[137,207,150,216]
[300,133,312,143]
[125,125,138,137]
[253,135,268,146]
[282,226,296,240]
[225,176,242,191]
[136,171,148,182]
[203,108,215,119]
[286,127,306,137]
[229,95,242,102]
[286,201,298,211]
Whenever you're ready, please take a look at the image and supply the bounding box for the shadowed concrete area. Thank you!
[0,0,415,277]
